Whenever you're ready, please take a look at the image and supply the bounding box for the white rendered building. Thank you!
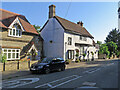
[40,5,98,61]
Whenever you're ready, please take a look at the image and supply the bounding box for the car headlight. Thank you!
[38,66,43,69]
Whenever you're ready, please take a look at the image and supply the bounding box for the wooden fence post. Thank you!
[17,60,19,70]
[3,62,5,71]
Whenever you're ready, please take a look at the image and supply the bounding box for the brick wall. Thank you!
[0,60,38,71]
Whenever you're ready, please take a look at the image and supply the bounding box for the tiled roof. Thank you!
[0,9,38,34]
[54,16,94,38]
[0,21,7,28]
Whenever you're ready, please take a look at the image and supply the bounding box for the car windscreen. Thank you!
[41,58,53,63]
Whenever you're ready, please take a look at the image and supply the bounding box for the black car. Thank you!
[30,57,66,74]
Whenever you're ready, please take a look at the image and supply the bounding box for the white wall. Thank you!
[41,18,98,61]
[64,32,98,61]
[41,18,64,58]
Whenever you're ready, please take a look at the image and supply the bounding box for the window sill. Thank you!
[8,35,22,38]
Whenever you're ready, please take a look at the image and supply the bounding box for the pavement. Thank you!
[1,59,120,89]
[2,58,119,80]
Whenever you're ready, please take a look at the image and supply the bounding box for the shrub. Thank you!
[65,59,70,64]
[75,53,79,57]
[0,54,7,63]
[75,59,80,63]
[83,53,86,57]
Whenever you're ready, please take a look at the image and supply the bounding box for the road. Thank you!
[2,59,120,89]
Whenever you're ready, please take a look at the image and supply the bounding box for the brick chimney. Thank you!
[49,4,56,19]
[77,21,83,27]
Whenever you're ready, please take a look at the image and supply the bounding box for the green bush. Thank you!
[26,52,32,56]
[65,59,70,64]
[75,59,80,63]
[0,54,7,63]
[83,53,86,57]
[75,53,79,57]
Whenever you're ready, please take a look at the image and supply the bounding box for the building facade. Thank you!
[41,5,98,61]
[0,9,43,61]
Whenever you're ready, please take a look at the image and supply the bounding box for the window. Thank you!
[80,36,82,40]
[68,37,72,45]
[68,50,74,59]
[8,24,22,37]
[80,36,87,41]
[2,48,20,60]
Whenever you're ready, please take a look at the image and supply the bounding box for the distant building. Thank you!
[40,5,98,61]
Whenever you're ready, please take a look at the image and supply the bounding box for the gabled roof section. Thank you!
[18,17,38,34]
[54,16,94,38]
[0,9,38,35]
[0,21,7,28]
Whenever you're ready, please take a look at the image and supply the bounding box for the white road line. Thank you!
[35,75,81,88]
[83,68,101,74]
[47,83,53,88]
[3,78,39,88]
[51,76,82,88]
[88,68,101,73]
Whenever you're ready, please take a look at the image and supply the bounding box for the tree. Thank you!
[105,28,119,44]
[106,41,117,57]
[97,41,102,46]
[99,44,110,58]
[33,25,41,34]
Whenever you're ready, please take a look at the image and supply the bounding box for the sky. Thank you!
[1,2,118,43]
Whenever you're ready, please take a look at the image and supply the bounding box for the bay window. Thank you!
[2,48,20,60]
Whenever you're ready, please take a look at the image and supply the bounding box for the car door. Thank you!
[50,60,59,71]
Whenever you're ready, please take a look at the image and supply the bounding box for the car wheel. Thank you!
[44,68,50,74]
[61,66,65,71]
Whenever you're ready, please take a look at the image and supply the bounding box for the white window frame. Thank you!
[68,37,72,45]
[2,48,20,60]
[8,28,22,37]
[80,36,87,41]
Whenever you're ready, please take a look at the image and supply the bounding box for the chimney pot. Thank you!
[77,21,83,27]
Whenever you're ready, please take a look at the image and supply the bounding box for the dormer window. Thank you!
[8,23,22,37]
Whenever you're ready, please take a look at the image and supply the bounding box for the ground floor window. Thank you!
[2,48,20,60]
[68,50,74,59]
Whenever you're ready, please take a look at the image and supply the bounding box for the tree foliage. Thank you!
[99,44,110,57]
[0,53,7,63]
[105,28,119,44]
[97,41,102,46]
[33,25,41,34]
[106,41,117,56]
[105,28,120,50]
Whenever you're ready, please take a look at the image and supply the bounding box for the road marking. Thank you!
[78,86,99,88]
[82,82,96,86]
[35,75,82,88]
[3,78,39,88]
[51,76,82,88]
[83,68,101,74]
[47,83,53,88]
